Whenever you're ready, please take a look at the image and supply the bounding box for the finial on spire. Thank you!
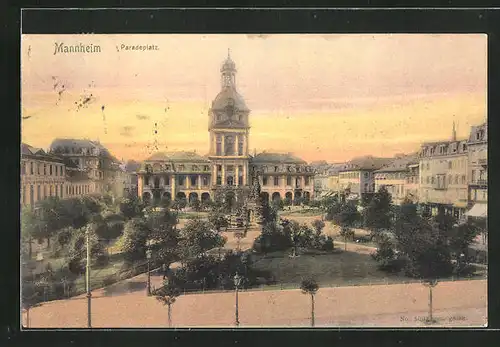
[228,48,231,59]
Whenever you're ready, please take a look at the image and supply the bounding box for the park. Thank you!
[20,184,488,328]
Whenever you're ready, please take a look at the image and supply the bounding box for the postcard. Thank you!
[20,33,487,328]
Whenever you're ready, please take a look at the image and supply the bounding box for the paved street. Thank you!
[23,273,487,328]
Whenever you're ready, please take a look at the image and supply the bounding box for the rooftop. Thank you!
[251,152,307,165]
[145,151,211,163]
[21,143,63,162]
[375,153,419,173]
[342,156,394,171]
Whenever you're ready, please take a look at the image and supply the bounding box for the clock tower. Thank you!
[208,50,251,189]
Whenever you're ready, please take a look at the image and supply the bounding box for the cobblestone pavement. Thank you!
[23,275,486,328]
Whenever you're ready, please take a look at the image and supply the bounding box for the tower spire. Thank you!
[228,48,231,59]
[452,120,457,141]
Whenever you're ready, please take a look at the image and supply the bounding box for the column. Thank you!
[171,175,176,198]
[221,165,226,186]
[244,131,248,156]
[282,175,286,187]
[235,165,240,186]
[243,164,247,186]
[210,133,214,155]
[198,175,202,189]
[186,175,190,189]
[301,176,305,188]
[212,165,217,185]
[235,134,239,156]
[221,135,225,156]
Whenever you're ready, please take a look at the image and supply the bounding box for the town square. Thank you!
[20,34,487,328]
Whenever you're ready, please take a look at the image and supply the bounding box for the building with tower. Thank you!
[136,51,314,206]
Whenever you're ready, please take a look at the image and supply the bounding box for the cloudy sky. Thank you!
[21,34,487,162]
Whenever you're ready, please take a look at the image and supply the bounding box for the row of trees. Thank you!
[314,187,482,279]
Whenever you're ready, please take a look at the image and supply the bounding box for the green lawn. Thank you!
[177,211,209,219]
[279,208,323,217]
[250,249,411,288]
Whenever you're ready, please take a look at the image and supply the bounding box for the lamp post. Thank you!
[85,224,92,328]
[146,242,152,296]
[422,279,438,324]
[233,272,242,327]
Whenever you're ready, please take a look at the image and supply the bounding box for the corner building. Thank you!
[137,53,314,204]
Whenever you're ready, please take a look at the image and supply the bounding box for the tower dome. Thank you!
[209,50,251,129]
[221,53,236,73]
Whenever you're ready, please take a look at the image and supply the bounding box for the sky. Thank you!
[21,34,487,163]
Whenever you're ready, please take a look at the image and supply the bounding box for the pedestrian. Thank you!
[162,263,167,280]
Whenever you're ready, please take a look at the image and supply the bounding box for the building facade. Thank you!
[21,143,66,208]
[251,152,314,203]
[418,127,469,218]
[374,154,418,205]
[338,156,393,199]
[49,138,123,198]
[466,122,487,218]
[136,53,314,205]
[138,152,212,205]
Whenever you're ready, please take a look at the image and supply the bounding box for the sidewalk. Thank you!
[24,278,487,328]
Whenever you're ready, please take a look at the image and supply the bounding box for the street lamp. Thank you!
[422,279,438,324]
[233,272,242,327]
[146,241,152,296]
[85,224,92,328]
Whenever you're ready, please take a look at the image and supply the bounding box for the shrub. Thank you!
[252,223,291,254]
[321,236,334,251]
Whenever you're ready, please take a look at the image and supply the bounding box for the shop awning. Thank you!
[465,203,487,218]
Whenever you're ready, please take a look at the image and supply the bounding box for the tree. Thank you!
[339,226,355,251]
[147,209,180,269]
[256,194,277,226]
[371,233,399,271]
[178,220,226,262]
[309,199,322,209]
[171,198,186,212]
[393,213,452,279]
[311,220,325,236]
[363,186,393,239]
[208,209,229,232]
[333,201,360,229]
[21,207,39,259]
[64,224,107,275]
[286,221,314,256]
[22,283,42,328]
[271,198,285,211]
[120,218,151,263]
[119,197,144,220]
[300,278,319,327]
[153,280,181,327]
[189,199,202,212]
[95,212,125,255]
[253,221,291,254]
